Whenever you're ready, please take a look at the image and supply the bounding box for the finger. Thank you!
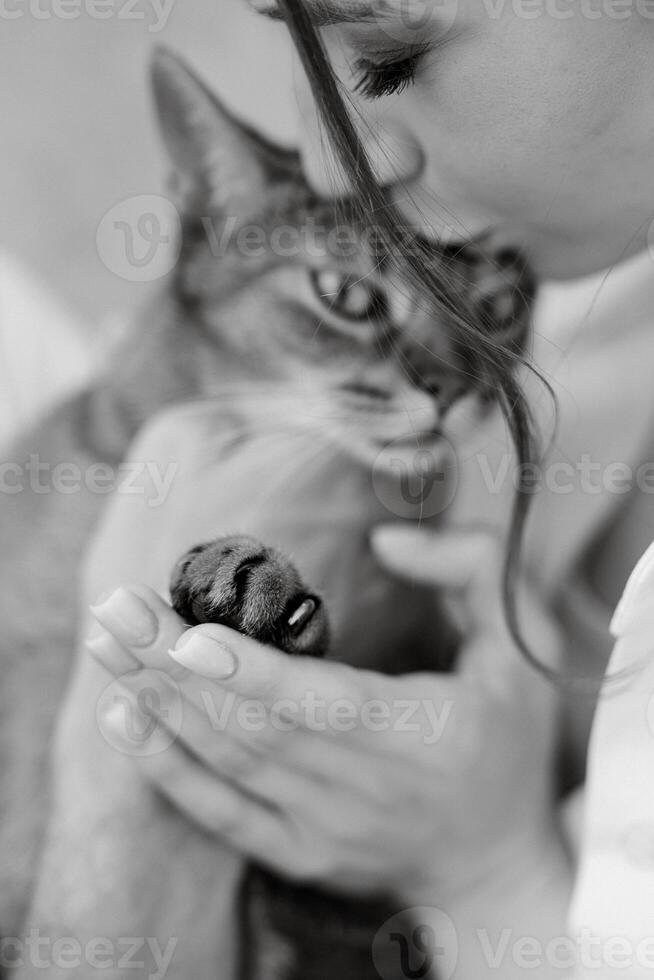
[100,683,385,879]
[87,585,355,713]
[88,584,191,679]
[100,697,288,864]
[371,523,505,631]
[168,624,473,763]
[372,524,562,691]
[103,670,312,800]
[89,619,365,794]
[168,622,361,713]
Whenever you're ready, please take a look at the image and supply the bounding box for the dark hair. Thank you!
[276,0,571,686]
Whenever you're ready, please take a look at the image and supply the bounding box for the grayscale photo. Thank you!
[1,2,654,978]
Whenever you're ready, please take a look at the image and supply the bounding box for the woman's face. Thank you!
[258,1,654,279]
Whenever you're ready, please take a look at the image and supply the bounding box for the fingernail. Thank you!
[93,587,118,607]
[85,634,140,675]
[90,587,158,647]
[169,632,237,680]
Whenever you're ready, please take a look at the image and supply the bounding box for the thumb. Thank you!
[372,524,562,693]
[371,522,506,633]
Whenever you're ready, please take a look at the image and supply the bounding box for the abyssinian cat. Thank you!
[0,48,534,974]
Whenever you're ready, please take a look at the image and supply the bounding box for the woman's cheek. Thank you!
[403,17,618,214]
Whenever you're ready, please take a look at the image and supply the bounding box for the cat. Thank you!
[0,47,534,973]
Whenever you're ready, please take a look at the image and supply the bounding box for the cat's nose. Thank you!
[401,350,467,410]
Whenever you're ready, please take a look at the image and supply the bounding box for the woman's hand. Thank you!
[87,524,565,908]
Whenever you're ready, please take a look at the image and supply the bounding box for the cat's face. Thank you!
[152,50,534,468]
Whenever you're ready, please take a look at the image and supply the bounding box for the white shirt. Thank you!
[568,542,654,978]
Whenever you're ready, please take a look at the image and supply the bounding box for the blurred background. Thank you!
[0,0,298,321]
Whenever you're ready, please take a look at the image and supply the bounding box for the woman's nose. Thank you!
[296,81,424,194]
[361,123,425,187]
[292,77,494,242]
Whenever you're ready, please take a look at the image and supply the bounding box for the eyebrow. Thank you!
[250,0,396,26]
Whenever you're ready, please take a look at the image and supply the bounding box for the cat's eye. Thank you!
[311,270,388,323]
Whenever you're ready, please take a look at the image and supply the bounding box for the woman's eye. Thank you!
[311,270,388,323]
[352,44,431,100]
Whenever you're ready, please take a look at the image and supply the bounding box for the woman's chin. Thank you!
[528,226,650,282]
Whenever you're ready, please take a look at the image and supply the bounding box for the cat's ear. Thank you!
[150,47,301,214]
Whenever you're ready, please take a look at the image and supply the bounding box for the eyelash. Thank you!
[353,44,431,100]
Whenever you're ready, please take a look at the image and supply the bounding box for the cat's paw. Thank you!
[169,535,329,658]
